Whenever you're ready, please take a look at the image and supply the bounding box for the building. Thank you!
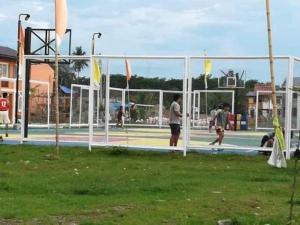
[0,45,54,124]
[246,83,284,128]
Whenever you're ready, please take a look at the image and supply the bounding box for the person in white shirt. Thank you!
[169,94,182,147]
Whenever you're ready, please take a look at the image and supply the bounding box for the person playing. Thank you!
[210,103,232,146]
[116,106,124,128]
[130,104,138,123]
[0,93,10,140]
[169,94,182,147]
[209,105,217,133]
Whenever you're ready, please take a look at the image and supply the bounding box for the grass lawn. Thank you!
[0,145,299,225]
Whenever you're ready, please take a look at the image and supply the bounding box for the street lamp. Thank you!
[91,32,102,107]
[92,32,102,55]
[15,13,30,124]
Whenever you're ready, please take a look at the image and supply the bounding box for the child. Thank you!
[116,106,124,128]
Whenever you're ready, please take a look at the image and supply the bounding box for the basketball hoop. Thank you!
[218,69,246,89]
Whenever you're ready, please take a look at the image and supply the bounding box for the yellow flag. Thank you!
[204,58,212,89]
[273,116,285,151]
[93,58,101,86]
[55,0,68,48]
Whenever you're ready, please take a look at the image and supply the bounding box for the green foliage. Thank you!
[72,46,89,79]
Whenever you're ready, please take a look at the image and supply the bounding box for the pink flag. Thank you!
[18,25,25,65]
[125,59,132,81]
[55,0,68,48]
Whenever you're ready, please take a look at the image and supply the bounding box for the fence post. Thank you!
[159,90,163,128]
[285,57,294,160]
[105,59,111,145]
[88,56,94,151]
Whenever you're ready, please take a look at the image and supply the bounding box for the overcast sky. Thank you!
[1,0,300,82]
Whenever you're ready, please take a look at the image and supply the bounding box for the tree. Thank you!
[58,64,76,88]
[71,46,88,79]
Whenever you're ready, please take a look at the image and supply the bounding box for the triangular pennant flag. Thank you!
[55,0,68,48]
[125,59,132,81]
[18,25,25,66]
[204,58,212,89]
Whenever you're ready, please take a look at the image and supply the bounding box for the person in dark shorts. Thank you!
[169,94,182,147]
[116,106,124,127]
[260,132,275,147]
[210,103,232,146]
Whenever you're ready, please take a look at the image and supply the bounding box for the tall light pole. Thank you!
[92,32,102,55]
[92,32,102,106]
[15,13,30,124]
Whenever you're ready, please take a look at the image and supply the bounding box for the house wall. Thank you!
[0,58,54,123]
[0,58,16,120]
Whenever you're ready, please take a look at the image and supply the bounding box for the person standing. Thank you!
[0,93,10,139]
[169,94,182,147]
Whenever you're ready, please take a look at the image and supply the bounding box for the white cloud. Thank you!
[0,0,300,57]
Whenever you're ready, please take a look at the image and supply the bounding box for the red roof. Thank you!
[254,83,272,92]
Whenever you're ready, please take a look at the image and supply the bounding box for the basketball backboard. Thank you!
[25,27,72,64]
[218,69,246,89]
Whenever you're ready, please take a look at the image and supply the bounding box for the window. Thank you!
[0,63,9,78]
[18,93,22,112]
[13,65,17,78]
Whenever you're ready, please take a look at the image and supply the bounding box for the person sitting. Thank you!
[260,132,275,147]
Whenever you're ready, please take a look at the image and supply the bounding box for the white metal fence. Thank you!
[19,55,298,159]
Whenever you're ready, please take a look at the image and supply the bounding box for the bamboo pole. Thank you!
[54,0,59,158]
[266,0,278,118]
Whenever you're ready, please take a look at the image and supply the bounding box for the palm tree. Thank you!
[72,46,88,79]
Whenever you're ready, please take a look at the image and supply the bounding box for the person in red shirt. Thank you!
[0,93,10,139]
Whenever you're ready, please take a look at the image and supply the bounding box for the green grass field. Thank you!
[0,145,299,225]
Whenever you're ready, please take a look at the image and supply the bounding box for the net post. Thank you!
[297,92,300,130]
[79,87,82,128]
[96,88,100,127]
[187,57,192,148]
[159,90,163,128]
[47,82,50,129]
[197,92,200,124]
[255,91,259,131]
[88,56,94,151]
[12,79,16,127]
[122,89,125,114]
[231,90,235,114]
[69,85,73,128]
[20,59,26,143]
[285,57,294,160]
[182,57,188,157]
[192,91,196,127]
[105,59,111,145]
